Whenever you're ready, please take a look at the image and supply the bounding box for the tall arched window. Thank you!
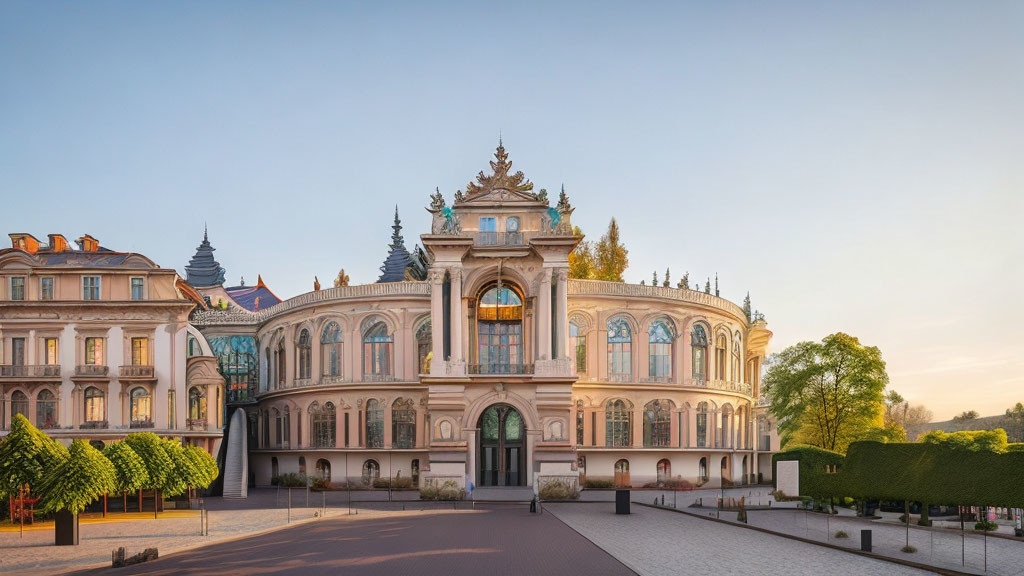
[188,386,207,421]
[296,329,312,379]
[606,318,632,381]
[416,322,432,374]
[366,399,384,448]
[575,399,585,446]
[316,458,331,482]
[362,459,380,485]
[283,405,291,447]
[129,387,151,426]
[273,408,282,447]
[265,346,272,390]
[362,321,393,381]
[696,401,708,448]
[276,341,286,387]
[569,318,587,374]
[614,459,630,487]
[732,333,742,383]
[320,322,344,379]
[392,398,416,449]
[657,459,671,483]
[699,457,708,483]
[605,399,632,447]
[11,390,28,419]
[476,284,523,373]
[691,324,708,381]
[84,386,105,424]
[271,457,279,478]
[311,401,336,448]
[716,334,727,380]
[648,320,673,380]
[721,404,734,449]
[36,389,57,429]
[643,399,671,447]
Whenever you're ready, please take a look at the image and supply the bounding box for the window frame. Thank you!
[10,276,25,301]
[605,399,632,447]
[40,276,54,301]
[130,277,145,301]
[82,275,101,300]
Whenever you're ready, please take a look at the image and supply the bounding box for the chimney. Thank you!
[76,234,99,252]
[47,234,69,252]
[8,233,40,254]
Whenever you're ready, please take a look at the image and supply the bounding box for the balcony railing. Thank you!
[607,373,633,383]
[75,364,109,377]
[361,373,396,383]
[186,418,208,431]
[119,365,155,379]
[130,419,155,429]
[685,378,753,396]
[81,420,108,429]
[0,364,61,378]
[474,231,526,246]
[467,363,534,375]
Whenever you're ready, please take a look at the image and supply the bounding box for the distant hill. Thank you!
[907,414,1009,441]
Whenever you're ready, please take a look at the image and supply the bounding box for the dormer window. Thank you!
[130,277,145,300]
[40,277,54,300]
[82,276,101,300]
[9,277,25,301]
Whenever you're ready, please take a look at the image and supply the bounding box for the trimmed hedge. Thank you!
[772,446,844,500]
[840,441,1024,508]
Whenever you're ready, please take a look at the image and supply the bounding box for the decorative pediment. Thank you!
[459,142,543,204]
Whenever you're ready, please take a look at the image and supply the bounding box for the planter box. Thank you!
[54,510,79,546]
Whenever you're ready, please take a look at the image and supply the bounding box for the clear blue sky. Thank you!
[2,1,1022,419]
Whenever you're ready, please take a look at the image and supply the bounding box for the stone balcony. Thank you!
[73,364,110,380]
[0,364,61,380]
[119,365,155,380]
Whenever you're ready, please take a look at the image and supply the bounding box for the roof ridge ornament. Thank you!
[462,141,537,201]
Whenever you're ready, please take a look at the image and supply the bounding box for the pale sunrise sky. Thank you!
[2,1,1022,420]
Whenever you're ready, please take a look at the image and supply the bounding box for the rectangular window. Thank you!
[344,412,350,447]
[40,277,53,300]
[131,338,148,365]
[130,277,144,300]
[82,276,101,300]
[45,338,59,364]
[10,277,25,300]
[479,217,497,245]
[11,338,25,365]
[85,337,104,365]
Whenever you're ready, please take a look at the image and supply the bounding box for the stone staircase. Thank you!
[222,408,248,499]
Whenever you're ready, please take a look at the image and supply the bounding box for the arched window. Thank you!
[296,329,312,379]
[569,318,587,374]
[36,389,57,429]
[476,284,523,373]
[392,398,416,449]
[575,399,585,446]
[262,410,270,447]
[648,320,673,380]
[699,457,708,483]
[605,399,632,447]
[362,321,393,381]
[716,334,727,380]
[311,401,336,448]
[416,321,432,374]
[320,322,344,378]
[273,408,282,447]
[299,456,306,475]
[271,457,279,479]
[691,324,708,381]
[188,386,207,421]
[721,457,729,485]
[643,400,671,447]
[362,459,380,485]
[758,415,771,451]
[276,341,286,387]
[283,405,291,447]
[316,458,331,482]
[657,459,671,483]
[84,386,105,424]
[129,387,151,426]
[614,459,630,487]
[366,399,384,448]
[606,318,632,381]
[265,346,272,390]
[696,401,708,448]
[732,333,742,383]
[11,390,28,419]
[720,404,733,448]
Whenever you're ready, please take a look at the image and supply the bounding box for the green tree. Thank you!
[159,438,194,498]
[953,410,979,422]
[184,445,220,491]
[568,225,596,279]
[38,439,115,515]
[763,333,889,453]
[663,268,670,287]
[1002,403,1024,442]
[883,390,933,440]
[0,414,67,500]
[124,432,172,515]
[919,429,1008,453]
[104,442,148,511]
[594,218,628,282]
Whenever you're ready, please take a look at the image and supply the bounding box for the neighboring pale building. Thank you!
[191,143,778,491]
[0,233,225,455]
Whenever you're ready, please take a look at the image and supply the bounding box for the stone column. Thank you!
[537,269,552,360]
[449,268,463,364]
[554,269,568,359]
[429,269,444,374]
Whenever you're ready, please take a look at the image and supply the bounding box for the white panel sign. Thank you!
[776,460,800,498]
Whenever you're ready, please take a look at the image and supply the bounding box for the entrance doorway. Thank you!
[478,404,526,486]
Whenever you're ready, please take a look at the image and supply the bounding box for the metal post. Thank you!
[984,506,988,573]
[287,488,292,524]
[960,506,965,567]
[322,491,326,518]
[388,452,393,503]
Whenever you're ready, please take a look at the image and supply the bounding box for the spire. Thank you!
[715,273,719,297]
[378,207,414,283]
[743,292,752,321]
[185,227,225,287]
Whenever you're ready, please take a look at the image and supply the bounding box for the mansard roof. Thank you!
[185,226,226,288]
[225,275,281,311]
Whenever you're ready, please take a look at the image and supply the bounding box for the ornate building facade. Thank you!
[0,234,226,454]
[191,143,778,492]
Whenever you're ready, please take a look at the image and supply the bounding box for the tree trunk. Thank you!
[905,500,910,546]
[138,489,142,512]
[154,490,159,519]
[920,502,930,526]
[103,493,107,518]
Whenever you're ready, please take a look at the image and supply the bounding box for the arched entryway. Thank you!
[478,404,526,486]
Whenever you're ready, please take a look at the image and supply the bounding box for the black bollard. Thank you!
[616,489,630,515]
[861,529,872,552]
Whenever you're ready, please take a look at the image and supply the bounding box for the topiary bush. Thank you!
[582,477,614,489]
[539,479,580,501]
[419,479,464,501]
[975,520,998,531]
[901,545,917,553]
[834,530,849,539]
[276,473,307,488]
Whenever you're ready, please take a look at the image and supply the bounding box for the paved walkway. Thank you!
[74,505,635,576]
[547,502,933,576]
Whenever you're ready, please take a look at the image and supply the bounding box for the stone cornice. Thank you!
[568,280,749,324]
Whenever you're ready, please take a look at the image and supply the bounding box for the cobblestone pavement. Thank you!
[738,508,1024,576]
[75,505,635,576]
[547,502,934,576]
